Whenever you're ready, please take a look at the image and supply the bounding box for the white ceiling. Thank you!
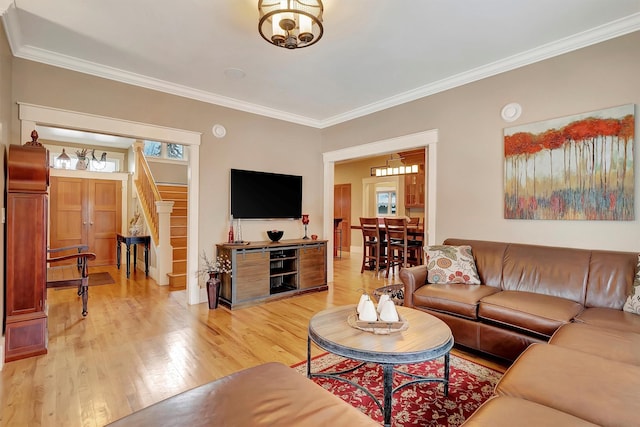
[3,1,640,129]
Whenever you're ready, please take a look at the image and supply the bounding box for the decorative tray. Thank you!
[347,313,409,335]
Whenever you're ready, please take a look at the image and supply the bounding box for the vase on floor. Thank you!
[206,272,221,309]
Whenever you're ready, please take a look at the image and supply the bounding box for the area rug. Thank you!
[293,353,502,427]
[54,272,115,290]
[88,271,115,286]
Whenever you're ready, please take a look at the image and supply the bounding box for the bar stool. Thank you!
[384,217,422,277]
[359,217,386,274]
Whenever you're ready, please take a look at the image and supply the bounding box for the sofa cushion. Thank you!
[107,362,379,427]
[413,284,501,319]
[549,323,640,366]
[461,396,598,427]
[623,254,640,314]
[478,291,583,337]
[501,243,589,304]
[574,307,640,334]
[587,250,637,309]
[425,245,481,284]
[495,343,640,427]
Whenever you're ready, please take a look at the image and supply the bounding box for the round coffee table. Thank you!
[307,305,454,427]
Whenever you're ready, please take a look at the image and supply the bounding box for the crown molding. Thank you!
[10,44,324,128]
[4,11,640,129]
[318,12,640,128]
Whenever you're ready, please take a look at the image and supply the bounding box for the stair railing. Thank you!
[134,144,161,244]
[133,142,174,286]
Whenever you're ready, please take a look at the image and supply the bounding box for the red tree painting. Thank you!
[504,104,635,220]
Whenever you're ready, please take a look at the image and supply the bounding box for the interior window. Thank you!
[144,140,186,161]
[144,141,162,157]
[167,143,184,160]
[377,191,396,215]
[50,149,122,172]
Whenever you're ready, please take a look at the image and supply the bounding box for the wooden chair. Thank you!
[407,216,424,245]
[46,245,97,317]
[384,217,422,277]
[359,217,386,274]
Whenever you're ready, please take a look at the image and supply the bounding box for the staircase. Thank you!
[158,184,188,290]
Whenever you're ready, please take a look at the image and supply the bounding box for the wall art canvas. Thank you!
[504,104,635,220]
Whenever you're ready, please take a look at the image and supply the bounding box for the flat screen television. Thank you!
[230,168,302,219]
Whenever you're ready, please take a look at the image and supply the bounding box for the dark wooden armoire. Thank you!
[4,131,50,362]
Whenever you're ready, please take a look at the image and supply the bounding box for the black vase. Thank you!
[206,273,221,309]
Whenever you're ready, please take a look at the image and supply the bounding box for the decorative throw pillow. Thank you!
[425,245,481,285]
[623,254,640,315]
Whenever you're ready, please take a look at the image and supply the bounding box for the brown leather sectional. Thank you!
[400,238,637,361]
[401,238,640,426]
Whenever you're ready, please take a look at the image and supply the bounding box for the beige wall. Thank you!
[9,58,324,251]
[3,29,640,262]
[323,31,640,252]
[148,161,188,185]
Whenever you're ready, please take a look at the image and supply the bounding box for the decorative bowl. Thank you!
[267,230,284,242]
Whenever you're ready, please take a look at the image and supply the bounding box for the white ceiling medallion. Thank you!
[501,103,522,122]
[212,124,227,138]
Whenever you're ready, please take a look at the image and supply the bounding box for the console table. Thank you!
[116,233,150,278]
[216,239,328,309]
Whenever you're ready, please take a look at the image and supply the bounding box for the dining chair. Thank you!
[384,217,422,277]
[359,217,386,274]
[407,217,424,245]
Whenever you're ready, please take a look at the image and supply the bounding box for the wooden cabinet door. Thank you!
[6,193,48,317]
[234,251,270,302]
[299,244,326,289]
[405,169,425,208]
[50,177,122,266]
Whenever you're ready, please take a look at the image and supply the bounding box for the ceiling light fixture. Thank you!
[258,0,324,49]
[370,155,420,177]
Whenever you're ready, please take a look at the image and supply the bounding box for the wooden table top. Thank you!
[308,305,453,365]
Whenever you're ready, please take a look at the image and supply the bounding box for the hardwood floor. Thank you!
[0,253,507,426]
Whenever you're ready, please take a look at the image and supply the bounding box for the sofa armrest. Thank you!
[399,265,428,307]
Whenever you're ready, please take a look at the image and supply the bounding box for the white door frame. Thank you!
[322,129,438,282]
[18,102,203,305]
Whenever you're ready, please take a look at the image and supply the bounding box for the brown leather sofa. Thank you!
[107,362,379,426]
[464,319,640,426]
[400,238,637,361]
[400,238,640,426]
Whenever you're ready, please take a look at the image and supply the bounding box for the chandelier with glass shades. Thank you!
[258,0,324,49]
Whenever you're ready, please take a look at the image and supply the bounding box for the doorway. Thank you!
[19,103,203,304]
[334,183,351,253]
[322,129,438,282]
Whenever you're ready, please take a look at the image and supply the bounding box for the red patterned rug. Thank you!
[293,353,502,427]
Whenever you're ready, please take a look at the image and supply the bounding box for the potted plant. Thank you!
[197,251,231,309]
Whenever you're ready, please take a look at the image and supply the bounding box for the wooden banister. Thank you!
[134,145,160,244]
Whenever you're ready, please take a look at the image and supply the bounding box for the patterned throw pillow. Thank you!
[425,245,481,285]
[623,254,640,315]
